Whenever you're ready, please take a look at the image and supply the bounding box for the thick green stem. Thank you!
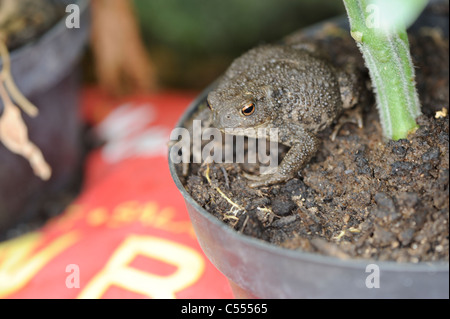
[343,0,421,140]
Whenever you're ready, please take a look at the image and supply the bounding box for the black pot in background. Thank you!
[0,0,90,237]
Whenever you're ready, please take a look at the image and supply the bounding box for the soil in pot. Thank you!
[0,0,65,50]
[176,7,449,264]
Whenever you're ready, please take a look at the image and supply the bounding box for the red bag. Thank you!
[0,88,233,299]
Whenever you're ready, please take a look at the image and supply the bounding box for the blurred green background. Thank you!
[126,0,345,89]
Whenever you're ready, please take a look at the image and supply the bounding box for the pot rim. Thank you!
[168,83,449,273]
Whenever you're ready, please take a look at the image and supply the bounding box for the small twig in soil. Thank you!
[220,166,230,189]
[204,164,246,216]
[348,227,361,233]
[333,230,346,241]
[435,107,447,119]
[239,215,249,233]
[333,227,361,242]
[257,206,280,225]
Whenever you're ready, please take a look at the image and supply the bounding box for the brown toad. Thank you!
[207,44,360,187]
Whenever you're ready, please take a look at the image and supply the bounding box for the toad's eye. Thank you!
[206,100,212,110]
[240,102,255,116]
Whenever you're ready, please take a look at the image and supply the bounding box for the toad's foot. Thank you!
[243,170,294,188]
[331,105,363,141]
[243,127,319,188]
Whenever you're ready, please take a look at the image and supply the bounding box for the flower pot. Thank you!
[0,0,90,236]
[168,5,449,298]
[169,89,449,299]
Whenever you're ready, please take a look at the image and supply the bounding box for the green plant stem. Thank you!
[343,0,421,140]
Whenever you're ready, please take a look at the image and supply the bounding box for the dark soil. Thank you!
[0,0,65,50]
[178,7,449,263]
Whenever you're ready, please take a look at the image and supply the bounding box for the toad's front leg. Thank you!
[244,125,319,188]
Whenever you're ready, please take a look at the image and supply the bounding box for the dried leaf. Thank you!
[0,36,51,180]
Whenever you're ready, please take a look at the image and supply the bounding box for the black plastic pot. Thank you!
[169,89,449,299]
[172,95,449,299]
[0,0,90,236]
[168,5,449,298]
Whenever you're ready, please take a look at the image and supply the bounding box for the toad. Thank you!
[207,44,360,187]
